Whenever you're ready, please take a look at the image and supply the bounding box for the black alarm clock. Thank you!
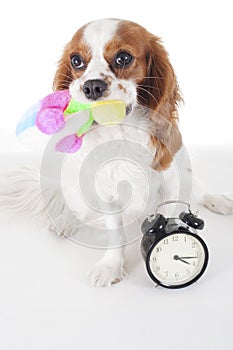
[141,200,209,289]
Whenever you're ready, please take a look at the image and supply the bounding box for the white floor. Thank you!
[0,146,233,350]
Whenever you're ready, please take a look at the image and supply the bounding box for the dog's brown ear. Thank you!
[138,34,183,171]
[150,111,182,171]
[53,44,73,91]
[138,34,181,110]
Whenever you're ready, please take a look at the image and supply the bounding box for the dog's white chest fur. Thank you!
[60,110,159,226]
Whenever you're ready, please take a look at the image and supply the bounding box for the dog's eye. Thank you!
[114,52,133,67]
[70,54,85,69]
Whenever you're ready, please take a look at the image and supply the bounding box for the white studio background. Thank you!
[0,0,232,151]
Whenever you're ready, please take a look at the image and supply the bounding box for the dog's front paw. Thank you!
[88,260,127,287]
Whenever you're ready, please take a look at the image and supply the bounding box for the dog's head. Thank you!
[53,19,182,170]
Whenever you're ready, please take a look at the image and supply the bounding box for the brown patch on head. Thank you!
[53,24,92,90]
[104,21,147,83]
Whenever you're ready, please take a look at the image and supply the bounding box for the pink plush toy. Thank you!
[36,90,71,134]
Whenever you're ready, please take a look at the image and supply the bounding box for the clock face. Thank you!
[147,232,208,288]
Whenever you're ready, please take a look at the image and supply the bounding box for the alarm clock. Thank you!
[141,200,209,289]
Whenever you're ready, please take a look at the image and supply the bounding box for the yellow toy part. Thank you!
[91,100,126,125]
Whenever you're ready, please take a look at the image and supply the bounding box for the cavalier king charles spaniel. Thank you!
[2,19,233,287]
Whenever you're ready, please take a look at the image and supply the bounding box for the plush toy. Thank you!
[16,90,126,153]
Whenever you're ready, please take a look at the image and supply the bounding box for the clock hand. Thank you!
[173,255,190,265]
[179,256,198,259]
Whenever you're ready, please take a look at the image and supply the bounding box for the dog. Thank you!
[1,19,233,287]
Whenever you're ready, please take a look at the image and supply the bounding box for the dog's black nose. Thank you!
[83,79,107,100]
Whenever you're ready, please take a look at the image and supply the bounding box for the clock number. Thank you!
[163,238,169,245]
[192,241,197,248]
[186,269,191,276]
[173,235,179,242]
[175,272,179,280]
[156,247,162,253]
[156,266,160,271]
[165,271,169,278]
[152,256,157,262]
